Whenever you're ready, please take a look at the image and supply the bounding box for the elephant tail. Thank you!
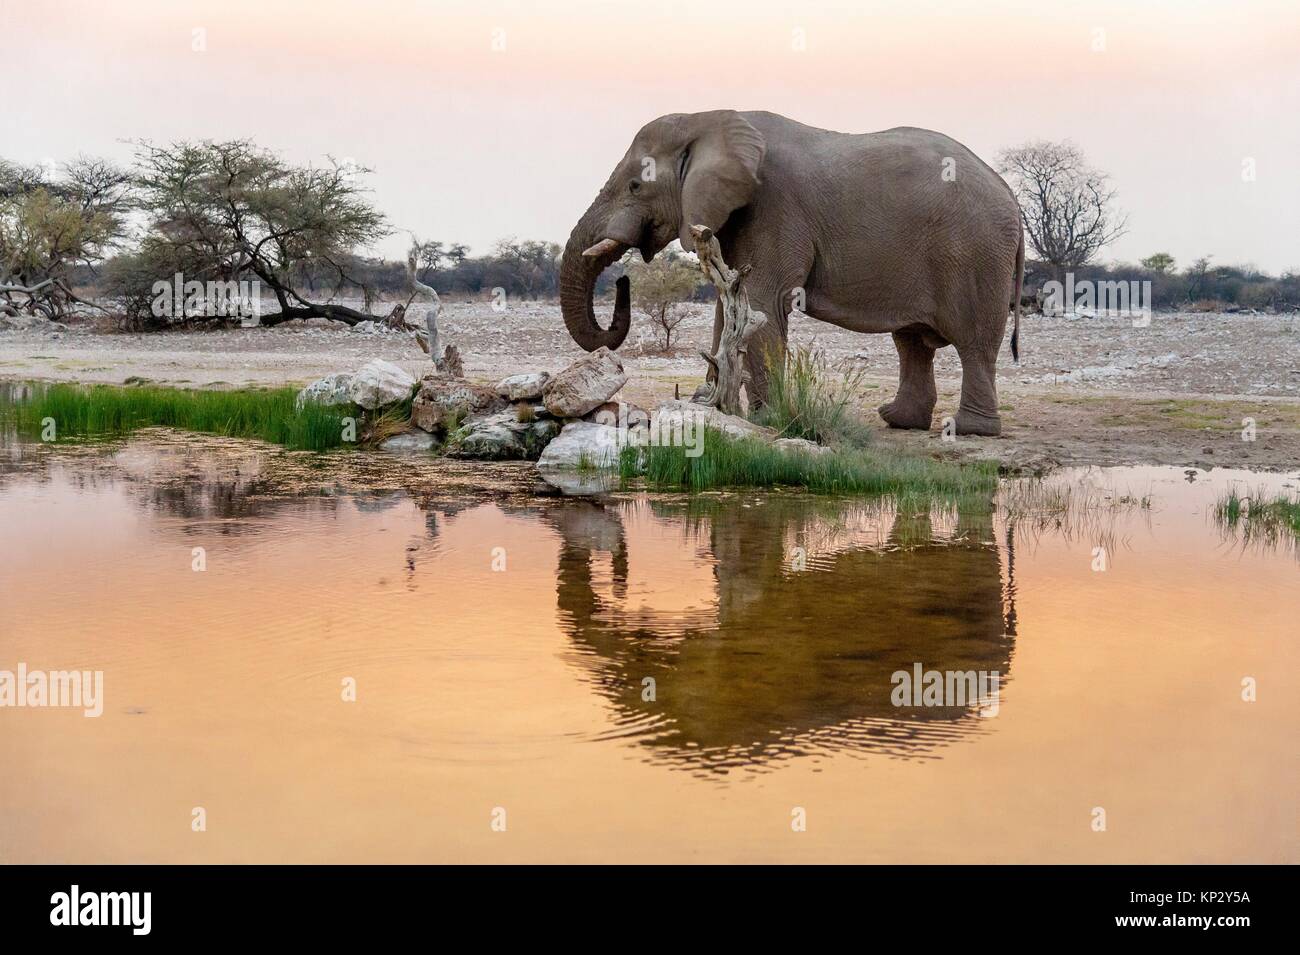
[1010,228,1024,363]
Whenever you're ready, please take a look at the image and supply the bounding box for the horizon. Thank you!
[4,0,1298,272]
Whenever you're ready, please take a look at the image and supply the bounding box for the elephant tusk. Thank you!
[581,238,622,258]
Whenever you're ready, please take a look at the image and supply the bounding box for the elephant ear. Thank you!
[678,111,766,248]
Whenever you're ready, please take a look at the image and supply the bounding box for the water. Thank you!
[0,431,1295,862]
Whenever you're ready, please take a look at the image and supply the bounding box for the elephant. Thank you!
[543,495,1017,774]
[558,110,1025,436]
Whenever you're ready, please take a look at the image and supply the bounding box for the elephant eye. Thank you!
[628,180,641,193]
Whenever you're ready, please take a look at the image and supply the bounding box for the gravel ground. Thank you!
[3,301,1298,471]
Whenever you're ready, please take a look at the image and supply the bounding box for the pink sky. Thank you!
[4,0,1297,271]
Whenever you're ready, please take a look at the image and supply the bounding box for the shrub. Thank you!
[752,346,872,446]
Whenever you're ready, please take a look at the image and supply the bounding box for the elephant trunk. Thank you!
[559,207,632,352]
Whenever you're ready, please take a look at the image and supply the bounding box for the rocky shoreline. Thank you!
[294,345,823,493]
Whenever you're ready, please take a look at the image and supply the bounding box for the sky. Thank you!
[3,0,1297,272]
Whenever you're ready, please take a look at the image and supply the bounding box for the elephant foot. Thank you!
[955,406,1001,437]
[878,398,934,430]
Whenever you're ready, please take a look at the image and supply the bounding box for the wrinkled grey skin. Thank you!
[559,110,1024,435]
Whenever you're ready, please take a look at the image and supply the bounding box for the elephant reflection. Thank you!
[545,496,1017,774]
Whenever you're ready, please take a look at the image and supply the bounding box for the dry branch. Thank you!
[689,224,767,415]
[406,240,460,374]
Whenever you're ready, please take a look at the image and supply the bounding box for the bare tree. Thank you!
[996,140,1127,280]
[624,247,703,352]
[1185,255,1213,302]
[405,237,462,374]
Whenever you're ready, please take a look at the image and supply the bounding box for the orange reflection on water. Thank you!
[0,438,1295,862]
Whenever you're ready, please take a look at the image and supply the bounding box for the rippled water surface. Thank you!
[0,431,1295,862]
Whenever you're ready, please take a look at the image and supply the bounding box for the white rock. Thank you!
[448,410,560,461]
[379,431,438,453]
[351,320,380,334]
[348,359,416,410]
[542,347,627,417]
[1,314,67,332]
[295,372,355,408]
[410,376,504,432]
[653,399,773,441]
[536,421,624,470]
[495,372,551,401]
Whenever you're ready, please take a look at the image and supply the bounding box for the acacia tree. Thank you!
[0,157,133,318]
[131,140,388,325]
[414,239,445,282]
[444,243,469,268]
[1140,252,1176,274]
[996,140,1127,281]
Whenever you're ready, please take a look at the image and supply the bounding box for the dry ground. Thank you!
[3,302,1298,471]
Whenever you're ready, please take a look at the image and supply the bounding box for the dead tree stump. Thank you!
[439,343,464,378]
[689,224,767,415]
[384,302,408,330]
[407,239,462,375]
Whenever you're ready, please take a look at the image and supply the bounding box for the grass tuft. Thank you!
[1,382,357,451]
[618,427,997,499]
[1215,487,1300,547]
[751,346,873,447]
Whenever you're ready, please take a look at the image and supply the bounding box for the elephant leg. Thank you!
[878,329,937,429]
[743,326,784,409]
[954,341,1002,436]
[742,292,790,411]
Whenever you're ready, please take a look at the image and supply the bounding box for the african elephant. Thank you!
[544,495,1016,772]
[559,110,1025,435]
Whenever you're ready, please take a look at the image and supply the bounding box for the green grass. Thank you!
[618,427,998,498]
[613,347,992,499]
[0,382,357,451]
[1215,487,1300,545]
[751,346,873,446]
